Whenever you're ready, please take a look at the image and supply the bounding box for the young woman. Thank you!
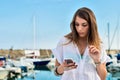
[52,7,107,80]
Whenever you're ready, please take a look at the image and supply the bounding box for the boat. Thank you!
[23,50,51,66]
[0,56,6,67]
[8,58,34,73]
[107,54,120,72]
[0,67,9,80]
[106,22,120,72]
[0,56,9,80]
[22,16,51,66]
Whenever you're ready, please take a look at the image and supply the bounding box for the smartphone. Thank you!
[65,59,74,64]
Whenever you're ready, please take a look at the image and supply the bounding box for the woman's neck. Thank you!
[77,38,88,55]
[78,37,88,45]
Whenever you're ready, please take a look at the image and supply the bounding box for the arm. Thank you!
[55,59,64,75]
[95,62,107,80]
[89,45,107,80]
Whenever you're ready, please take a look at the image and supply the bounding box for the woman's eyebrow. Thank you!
[82,22,88,24]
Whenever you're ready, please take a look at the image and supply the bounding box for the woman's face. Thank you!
[75,16,89,38]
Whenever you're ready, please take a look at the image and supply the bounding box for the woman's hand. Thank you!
[57,61,77,74]
[64,61,77,71]
[89,45,101,63]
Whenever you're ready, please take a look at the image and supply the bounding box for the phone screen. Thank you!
[65,59,73,64]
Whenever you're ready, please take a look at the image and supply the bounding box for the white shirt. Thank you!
[52,37,108,80]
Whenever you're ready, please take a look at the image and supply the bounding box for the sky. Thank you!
[0,0,120,50]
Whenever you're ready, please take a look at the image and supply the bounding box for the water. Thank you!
[107,72,120,80]
[7,65,119,80]
[22,71,60,80]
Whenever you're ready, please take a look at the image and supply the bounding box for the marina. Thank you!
[0,64,120,80]
[0,0,120,80]
[0,52,120,80]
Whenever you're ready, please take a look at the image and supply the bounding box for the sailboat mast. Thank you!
[108,23,110,53]
[33,16,36,50]
[117,18,120,52]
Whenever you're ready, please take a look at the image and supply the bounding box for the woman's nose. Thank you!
[78,26,82,31]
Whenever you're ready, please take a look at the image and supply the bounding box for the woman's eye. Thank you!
[75,23,79,26]
[82,24,88,27]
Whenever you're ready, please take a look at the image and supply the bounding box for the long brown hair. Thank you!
[65,7,101,50]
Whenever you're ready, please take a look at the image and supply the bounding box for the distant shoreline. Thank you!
[0,49,52,59]
[0,49,120,59]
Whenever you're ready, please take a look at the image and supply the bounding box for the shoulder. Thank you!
[58,36,70,44]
